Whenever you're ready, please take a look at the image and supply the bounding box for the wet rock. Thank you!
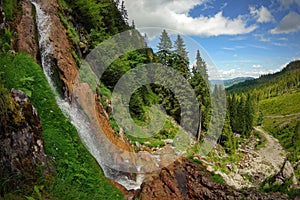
[16,0,39,60]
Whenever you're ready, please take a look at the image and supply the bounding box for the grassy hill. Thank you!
[227,60,300,97]
[0,53,124,199]
[210,77,254,88]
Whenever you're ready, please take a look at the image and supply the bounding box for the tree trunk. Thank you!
[197,105,202,142]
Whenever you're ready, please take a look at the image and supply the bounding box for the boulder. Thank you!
[0,89,47,193]
[137,157,289,200]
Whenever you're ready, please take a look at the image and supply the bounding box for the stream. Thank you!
[31,0,143,190]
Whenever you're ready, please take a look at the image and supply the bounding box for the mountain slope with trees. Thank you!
[225,61,300,196]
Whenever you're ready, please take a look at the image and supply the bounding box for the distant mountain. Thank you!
[226,60,300,94]
[210,77,254,88]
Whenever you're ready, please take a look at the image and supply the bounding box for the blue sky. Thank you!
[124,0,300,80]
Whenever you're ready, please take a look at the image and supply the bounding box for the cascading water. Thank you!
[31,1,143,190]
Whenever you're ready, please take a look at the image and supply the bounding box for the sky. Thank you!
[124,0,300,80]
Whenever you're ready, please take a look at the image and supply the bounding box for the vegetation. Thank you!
[0,53,123,199]
[227,60,300,196]
[58,0,131,53]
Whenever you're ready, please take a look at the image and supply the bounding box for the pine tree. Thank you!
[174,35,188,61]
[173,35,189,78]
[157,30,172,51]
[190,51,211,141]
[157,30,173,67]
[195,50,208,81]
[120,1,128,24]
[244,93,254,136]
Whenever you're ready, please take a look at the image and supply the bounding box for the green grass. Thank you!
[259,92,300,116]
[259,91,300,191]
[3,0,17,21]
[0,53,124,199]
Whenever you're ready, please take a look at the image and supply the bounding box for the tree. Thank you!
[244,93,254,136]
[219,111,237,154]
[174,35,188,61]
[120,1,128,24]
[190,51,211,141]
[173,35,189,78]
[195,50,208,81]
[157,30,172,51]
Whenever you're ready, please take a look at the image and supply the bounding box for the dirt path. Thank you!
[254,127,286,172]
[265,112,300,118]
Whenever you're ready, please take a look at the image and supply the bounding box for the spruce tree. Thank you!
[174,35,188,61]
[173,35,189,78]
[190,50,211,141]
[157,30,173,66]
[195,50,208,81]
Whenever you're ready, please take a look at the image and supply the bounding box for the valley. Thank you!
[0,0,299,199]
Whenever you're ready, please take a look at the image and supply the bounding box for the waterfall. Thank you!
[31,1,143,190]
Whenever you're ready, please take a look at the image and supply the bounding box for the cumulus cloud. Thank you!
[124,0,257,37]
[209,68,276,79]
[278,0,300,10]
[249,6,275,23]
[270,12,300,34]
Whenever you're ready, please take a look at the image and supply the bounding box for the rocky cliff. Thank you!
[16,0,78,98]
[0,89,47,194]
[137,157,289,200]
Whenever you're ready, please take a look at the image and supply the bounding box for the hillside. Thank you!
[210,77,254,88]
[226,61,300,195]
[226,60,300,97]
[0,0,299,199]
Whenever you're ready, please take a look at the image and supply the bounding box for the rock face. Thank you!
[138,157,289,200]
[0,89,47,193]
[41,0,79,98]
[16,0,39,60]
[16,0,79,98]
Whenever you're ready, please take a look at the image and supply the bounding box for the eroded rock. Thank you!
[0,89,47,193]
[138,157,289,200]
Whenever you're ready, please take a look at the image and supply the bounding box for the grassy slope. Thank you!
[259,91,300,184]
[0,53,124,199]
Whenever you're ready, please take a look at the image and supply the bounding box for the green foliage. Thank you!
[259,91,300,183]
[0,53,123,199]
[260,175,300,198]
[60,0,130,50]
[227,60,300,98]
[253,130,267,150]
[211,173,225,184]
[3,0,17,21]
[0,28,13,52]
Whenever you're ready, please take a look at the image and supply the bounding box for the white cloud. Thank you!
[233,54,238,57]
[270,12,300,34]
[222,47,235,51]
[125,0,257,37]
[254,34,271,42]
[278,0,300,10]
[209,68,276,79]
[251,64,263,69]
[250,6,275,23]
[278,37,288,41]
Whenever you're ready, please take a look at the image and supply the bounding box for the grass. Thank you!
[3,0,17,21]
[259,92,300,116]
[259,91,300,195]
[0,53,124,199]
